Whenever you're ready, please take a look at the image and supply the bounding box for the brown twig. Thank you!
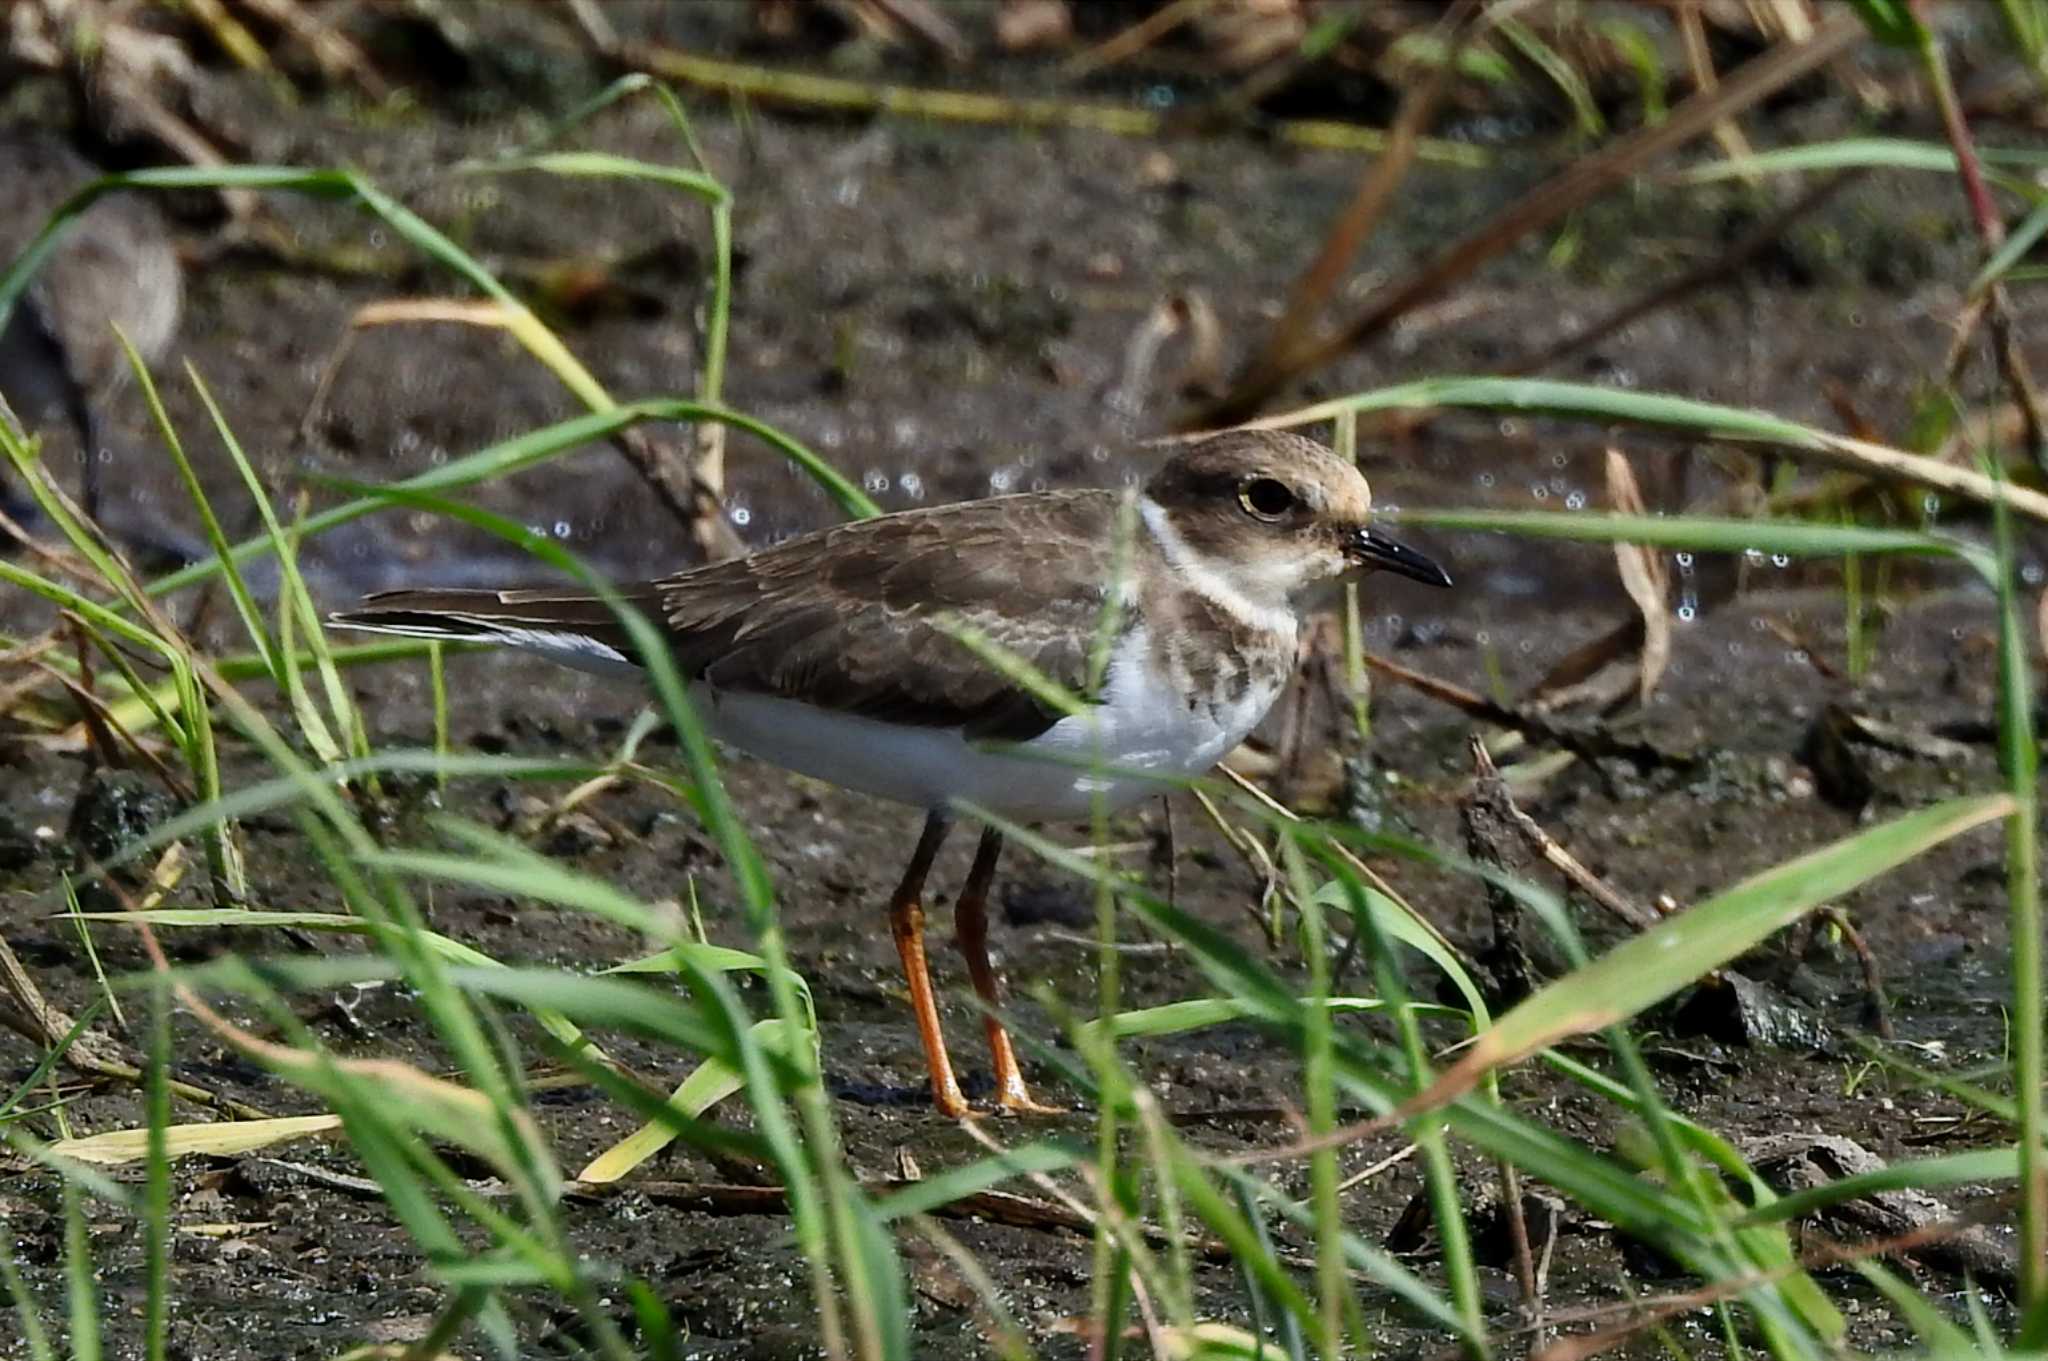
[1365,650,1687,774]
[1197,8,1865,424]
[1912,0,2048,466]
[1228,0,1486,437]
[1817,905,1894,1041]
[1062,0,1214,77]
[1468,738,1660,932]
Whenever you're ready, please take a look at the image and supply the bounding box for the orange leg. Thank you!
[955,827,1063,1115]
[889,813,970,1118]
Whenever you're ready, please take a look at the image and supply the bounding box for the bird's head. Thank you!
[1142,430,1451,611]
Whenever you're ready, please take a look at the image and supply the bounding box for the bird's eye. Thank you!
[1239,477,1296,520]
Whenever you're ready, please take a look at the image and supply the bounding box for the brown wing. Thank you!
[657,490,1131,742]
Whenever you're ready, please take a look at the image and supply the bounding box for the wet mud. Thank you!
[1,6,2042,1356]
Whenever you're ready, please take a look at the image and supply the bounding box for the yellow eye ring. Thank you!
[1238,477,1296,520]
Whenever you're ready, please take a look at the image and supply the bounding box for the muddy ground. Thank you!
[1,5,2043,1357]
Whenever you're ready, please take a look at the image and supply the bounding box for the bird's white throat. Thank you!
[1138,495,1301,635]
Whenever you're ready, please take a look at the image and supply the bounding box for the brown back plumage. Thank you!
[337,490,1136,742]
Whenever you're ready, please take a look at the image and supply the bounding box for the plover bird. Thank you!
[331,430,1451,1117]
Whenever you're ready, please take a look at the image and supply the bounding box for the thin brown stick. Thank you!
[1226,0,1485,405]
[1197,8,1865,423]
[1062,0,1215,77]
[1912,0,2046,464]
[1363,650,1682,771]
[1469,739,1661,932]
[1818,905,1894,1041]
[1499,1160,1543,1343]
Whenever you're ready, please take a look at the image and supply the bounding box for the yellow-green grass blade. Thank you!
[1974,198,2048,298]
[576,1017,797,1184]
[1668,135,2048,181]
[50,1114,343,1167]
[80,907,622,1064]
[1257,375,2045,524]
[1311,880,1491,1029]
[327,481,872,1348]
[1398,508,1967,563]
[140,399,873,604]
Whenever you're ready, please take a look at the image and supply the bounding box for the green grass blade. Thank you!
[1737,1147,2018,1226]
[1993,479,2048,1328]
[1399,508,1962,562]
[143,982,170,1361]
[143,397,876,603]
[1973,198,2048,298]
[62,1180,100,1361]
[1669,136,2048,180]
[117,336,280,680]
[0,1238,55,1361]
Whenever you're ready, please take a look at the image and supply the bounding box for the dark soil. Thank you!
[1,5,2041,1357]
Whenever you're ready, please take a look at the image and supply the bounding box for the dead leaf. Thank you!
[51,1114,342,1166]
[1605,448,1672,706]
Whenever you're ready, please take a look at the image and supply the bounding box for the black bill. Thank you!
[1351,527,1452,588]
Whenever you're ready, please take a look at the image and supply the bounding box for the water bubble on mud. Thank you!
[989,467,1014,492]
[1924,494,1941,515]
[553,520,571,538]
[1550,451,1568,468]
[1498,419,1522,438]
[1772,553,1790,567]
[862,469,889,494]
[730,505,751,526]
[898,471,924,500]
[890,417,921,446]
[2025,563,2045,587]
[1565,490,1586,509]
[1476,472,1495,488]
[1144,84,1176,109]
[1530,484,1549,500]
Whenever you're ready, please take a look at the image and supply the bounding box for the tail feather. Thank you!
[329,588,649,675]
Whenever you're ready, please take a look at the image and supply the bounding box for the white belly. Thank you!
[693,626,1284,821]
